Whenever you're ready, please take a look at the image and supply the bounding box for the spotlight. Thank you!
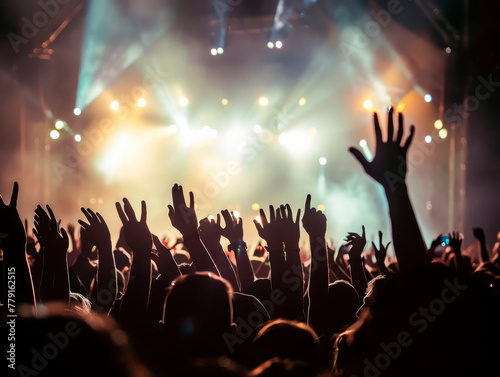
[217,47,224,55]
[137,98,146,107]
[233,210,240,219]
[317,204,326,211]
[363,100,373,110]
[55,120,65,130]
[396,103,405,112]
[425,135,432,143]
[221,98,228,105]
[319,157,327,165]
[110,101,119,110]
[179,97,188,106]
[208,214,215,222]
[359,139,367,148]
[424,94,432,103]
[75,134,82,142]
[434,120,443,129]
[298,97,306,106]
[439,129,448,139]
[253,124,262,133]
[267,42,274,49]
[275,40,283,49]
[258,96,269,106]
[251,203,260,211]
[445,47,452,54]
[73,108,81,116]
[50,130,60,140]
[210,48,217,56]
[254,215,262,225]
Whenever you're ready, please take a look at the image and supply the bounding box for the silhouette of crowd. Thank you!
[1,108,499,377]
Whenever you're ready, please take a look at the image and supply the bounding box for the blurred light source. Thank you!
[319,157,327,165]
[233,210,240,219]
[208,215,215,222]
[221,98,228,105]
[74,134,82,142]
[425,135,432,143]
[396,103,405,112]
[258,96,269,106]
[424,94,432,103]
[167,124,178,134]
[217,47,224,55]
[278,132,289,145]
[252,203,260,211]
[73,108,81,116]
[363,100,373,109]
[359,139,367,148]
[317,204,326,211]
[110,100,119,110]
[439,129,448,139]
[137,98,146,107]
[179,97,188,106]
[445,47,451,54]
[253,124,262,133]
[210,48,217,56]
[298,97,306,106]
[267,42,274,49]
[50,130,60,140]
[254,215,262,225]
[434,120,443,129]
[55,120,65,130]
[275,40,283,48]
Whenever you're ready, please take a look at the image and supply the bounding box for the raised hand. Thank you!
[220,210,243,246]
[277,204,301,251]
[78,208,112,251]
[168,184,198,239]
[33,205,69,255]
[472,227,486,243]
[0,182,26,249]
[372,230,390,275]
[198,214,223,246]
[115,199,152,254]
[430,233,443,249]
[253,205,282,251]
[302,194,327,239]
[472,227,489,263]
[349,107,414,191]
[448,231,463,254]
[345,226,366,260]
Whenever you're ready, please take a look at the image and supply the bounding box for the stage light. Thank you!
[439,129,448,139]
[208,214,215,222]
[179,97,188,106]
[253,124,262,133]
[359,139,367,148]
[425,135,432,143]
[275,40,283,49]
[75,134,82,142]
[222,98,228,105]
[424,94,432,103]
[445,47,451,54]
[217,47,224,55]
[396,103,405,112]
[267,42,274,49]
[317,204,326,212]
[137,98,146,107]
[233,210,240,219]
[319,157,327,165]
[73,108,81,116]
[278,132,289,146]
[254,215,262,225]
[252,203,260,211]
[55,120,65,130]
[110,101,119,110]
[258,96,269,106]
[363,100,373,110]
[434,120,443,129]
[211,48,217,56]
[299,97,306,106]
[50,130,60,140]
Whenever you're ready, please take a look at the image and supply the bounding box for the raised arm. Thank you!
[199,214,239,291]
[448,231,465,273]
[116,199,152,326]
[302,194,329,333]
[0,182,35,309]
[345,226,368,303]
[168,184,219,275]
[349,108,428,271]
[34,205,70,305]
[78,208,117,313]
[372,231,391,275]
[220,209,254,290]
[473,227,489,263]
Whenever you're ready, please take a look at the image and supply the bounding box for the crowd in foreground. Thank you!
[1,108,499,377]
